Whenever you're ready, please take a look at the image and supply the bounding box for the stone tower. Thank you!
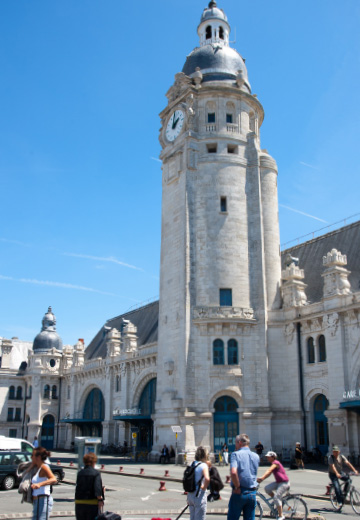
[154,1,281,452]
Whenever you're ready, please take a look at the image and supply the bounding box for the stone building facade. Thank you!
[1,2,359,458]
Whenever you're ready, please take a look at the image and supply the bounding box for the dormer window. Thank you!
[206,26,212,39]
[219,26,224,39]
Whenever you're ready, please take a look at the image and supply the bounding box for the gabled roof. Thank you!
[281,221,360,304]
[85,300,159,360]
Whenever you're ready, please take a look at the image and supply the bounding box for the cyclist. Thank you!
[328,445,358,505]
[257,451,290,520]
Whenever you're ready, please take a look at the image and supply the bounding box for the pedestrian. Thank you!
[294,442,304,469]
[159,444,170,464]
[255,441,264,457]
[222,443,229,465]
[33,437,39,448]
[75,452,104,520]
[227,433,259,520]
[30,447,57,520]
[328,445,358,505]
[187,446,210,520]
[206,460,224,502]
[257,451,290,520]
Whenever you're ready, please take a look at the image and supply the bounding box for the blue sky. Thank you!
[1,0,359,347]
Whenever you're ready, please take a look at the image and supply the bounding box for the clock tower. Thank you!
[154,1,281,453]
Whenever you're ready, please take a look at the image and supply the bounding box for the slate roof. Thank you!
[281,221,360,304]
[85,300,159,360]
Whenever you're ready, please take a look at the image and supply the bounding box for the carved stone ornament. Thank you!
[322,249,351,297]
[284,323,295,344]
[193,306,255,321]
[165,73,193,103]
[326,313,339,336]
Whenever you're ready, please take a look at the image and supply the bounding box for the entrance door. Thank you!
[214,396,238,452]
[41,414,55,450]
[314,394,329,455]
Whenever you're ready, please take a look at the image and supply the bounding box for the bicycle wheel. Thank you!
[351,488,360,515]
[256,499,263,520]
[282,495,308,519]
[330,486,343,511]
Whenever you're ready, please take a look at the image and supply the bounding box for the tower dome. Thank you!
[33,306,63,352]
[182,1,251,91]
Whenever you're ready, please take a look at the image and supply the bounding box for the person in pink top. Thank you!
[257,451,290,520]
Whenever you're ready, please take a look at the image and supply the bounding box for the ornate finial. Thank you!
[208,1,217,7]
[48,306,52,313]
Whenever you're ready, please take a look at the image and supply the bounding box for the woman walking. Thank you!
[187,446,210,520]
[75,452,104,520]
[31,447,57,520]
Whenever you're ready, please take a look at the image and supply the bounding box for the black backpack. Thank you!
[183,462,201,493]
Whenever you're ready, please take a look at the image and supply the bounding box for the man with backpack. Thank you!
[227,434,259,520]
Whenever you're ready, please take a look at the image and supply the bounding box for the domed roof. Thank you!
[33,306,63,352]
[200,1,228,24]
[182,44,251,91]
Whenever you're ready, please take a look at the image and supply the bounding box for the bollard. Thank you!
[325,485,331,495]
[119,466,124,472]
[159,480,167,491]
[164,470,170,477]
[69,461,74,467]
[57,460,61,465]
[140,468,145,475]
[226,475,231,484]
[101,464,105,470]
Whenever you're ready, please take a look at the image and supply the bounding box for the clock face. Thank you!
[165,109,185,142]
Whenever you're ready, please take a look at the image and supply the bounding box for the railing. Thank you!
[206,124,217,132]
[226,123,239,133]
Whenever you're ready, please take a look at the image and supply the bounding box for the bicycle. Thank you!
[256,485,308,519]
[329,474,360,514]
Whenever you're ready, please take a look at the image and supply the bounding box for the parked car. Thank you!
[0,436,34,453]
[0,451,65,490]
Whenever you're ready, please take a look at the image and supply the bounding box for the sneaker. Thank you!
[278,516,285,520]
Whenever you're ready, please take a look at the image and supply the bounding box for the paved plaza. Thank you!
[1,451,359,520]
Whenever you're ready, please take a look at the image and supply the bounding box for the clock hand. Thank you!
[172,113,179,129]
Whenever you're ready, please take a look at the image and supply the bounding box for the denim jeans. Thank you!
[330,473,349,504]
[32,495,53,520]
[187,488,207,520]
[227,490,257,520]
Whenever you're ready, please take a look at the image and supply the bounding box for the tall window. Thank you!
[307,337,315,364]
[16,386,22,400]
[15,408,21,421]
[318,335,326,362]
[9,386,15,399]
[51,385,57,399]
[213,339,224,365]
[7,408,14,421]
[208,113,216,123]
[220,288,232,306]
[67,386,71,400]
[228,339,238,365]
[219,26,224,39]
[226,113,233,123]
[44,385,50,399]
[206,26,212,39]
[28,385,32,399]
[116,375,121,392]
[220,197,227,212]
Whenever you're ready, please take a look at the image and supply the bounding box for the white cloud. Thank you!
[0,238,31,247]
[279,204,328,223]
[150,156,162,163]
[63,252,144,271]
[299,161,320,170]
[0,274,117,296]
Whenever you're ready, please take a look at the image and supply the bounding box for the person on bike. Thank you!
[257,451,290,520]
[328,445,358,505]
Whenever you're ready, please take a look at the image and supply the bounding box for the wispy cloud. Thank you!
[0,238,31,247]
[279,204,328,223]
[0,274,117,296]
[150,156,162,163]
[299,161,320,170]
[63,252,144,271]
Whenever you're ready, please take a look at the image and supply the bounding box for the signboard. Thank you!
[132,432,137,439]
[171,425,182,433]
[113,408,141,416]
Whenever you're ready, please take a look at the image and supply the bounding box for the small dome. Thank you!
[33,306,63,352]
[182,45,251,91]
[200,1,228,24]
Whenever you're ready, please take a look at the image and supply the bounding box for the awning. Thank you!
[61,418,103,425]
[113,415,152,423]
[339,400,360,413]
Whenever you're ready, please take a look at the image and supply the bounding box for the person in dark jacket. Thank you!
[207,460,224,501]
[75,452,104,520]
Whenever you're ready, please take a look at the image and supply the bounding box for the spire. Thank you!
[209,1,217,7]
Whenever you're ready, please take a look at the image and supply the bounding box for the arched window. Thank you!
[116,375,120,392]
[219,26,224,39]
[213,339,224,365]
[206,25,212,39]
[43,385,50,399]
[83,388,105,421]
[228,339,238,365]
[139,378,157,416]
[307,337,315,364]
[9,386,15,399]
[28,386,32,399]
[51,385,57,399]
[16,386,22,400]
[318,335,326,362]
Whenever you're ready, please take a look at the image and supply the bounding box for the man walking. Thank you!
[227,434,259,520]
